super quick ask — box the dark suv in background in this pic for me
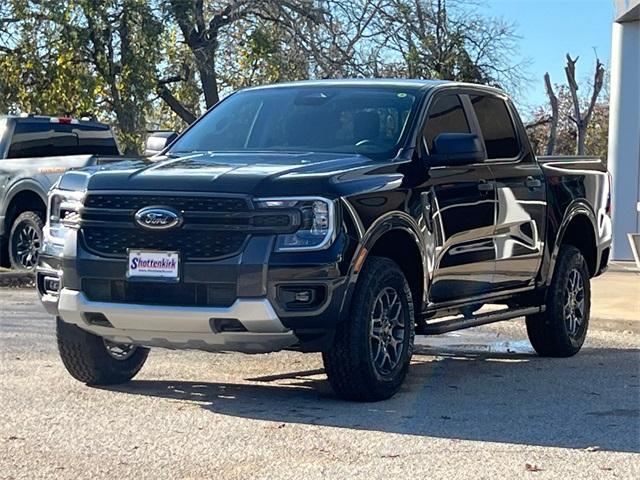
[0,115,119,270]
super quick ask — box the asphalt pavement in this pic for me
[1,286,639,480]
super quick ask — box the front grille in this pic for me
[82,228,247,259]
[83,279,237,307]
[79,192,299,261]
[84,194,250,212]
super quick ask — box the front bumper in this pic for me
[50,288,297,353]
[37,227,354,352]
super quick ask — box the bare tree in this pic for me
[371,0,526,90]
[565,54,605,155]
[292,0,392,77]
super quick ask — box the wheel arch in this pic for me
[3,181,48,235]
[548,201,598,282]
[342,212,428,318]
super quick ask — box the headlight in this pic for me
[254,197,336,252]
[44,189,84,245]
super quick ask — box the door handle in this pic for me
[525,176,542,189]
[477,180,495,192]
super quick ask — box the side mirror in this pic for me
[428,133,486,167]
[144,131,178,156]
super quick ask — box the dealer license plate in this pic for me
[127,250,179,280]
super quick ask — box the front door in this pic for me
[417,93,497,303]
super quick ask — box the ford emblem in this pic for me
[134,206,183,230]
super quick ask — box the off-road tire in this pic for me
[323,256,415,401]
[57,317,149,385]
[526,245,591,357]
[8,211,44,271]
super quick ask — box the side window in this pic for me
[470,95,520,159]
[423,94,470,152]
[76,127,119,155]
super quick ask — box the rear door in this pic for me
[419,93,497,303]
[468,93,546,289]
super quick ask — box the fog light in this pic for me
[277,285,326,311]
[294,290,312,303]
[43,276,60,295]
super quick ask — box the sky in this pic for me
[480,0,616,116]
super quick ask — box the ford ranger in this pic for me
[37,80,612,401]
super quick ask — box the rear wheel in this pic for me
[57,317,149,385]
[323,256,415,401]
[8,211,43,271]
[526,245,590,357]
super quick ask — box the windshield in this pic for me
[169,85,420,160]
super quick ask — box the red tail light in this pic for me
[50,117,78,124]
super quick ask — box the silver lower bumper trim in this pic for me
[56,289,297,353]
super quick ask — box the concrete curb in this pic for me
[0,271,35,288]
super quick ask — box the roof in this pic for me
[243,78,452,91]
[241,78,508,96]
[615,0,640,22]
[0,114,108,127]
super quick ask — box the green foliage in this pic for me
[219,20,310,92]
[0,1,100,117]
[72,0,163,153]
[2,0,528,151]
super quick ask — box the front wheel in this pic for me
[323,256,415,401]
[526,245,591,357]
[57,317,149,385]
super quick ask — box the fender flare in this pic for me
[338,210,428,318]
[545,199,598,284]
[1,179,48,230]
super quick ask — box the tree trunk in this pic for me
[116,7,144,154]
[544,72,558,156]
[191,40,220,108]
[156,83,197,124]
[199,65,220,108]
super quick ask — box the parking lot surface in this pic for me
[1,287,639,480]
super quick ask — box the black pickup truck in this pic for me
[0,115,119,270]
[37,80,612,401]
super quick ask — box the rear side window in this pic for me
[470,95,520,159]
[423,94,470,152]
[75,126,119,155]
[7,122,118,158]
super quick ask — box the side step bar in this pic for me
[420,306,545,335]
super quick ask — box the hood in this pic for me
[59,151,379,195]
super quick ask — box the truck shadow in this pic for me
[104,345,640,453]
